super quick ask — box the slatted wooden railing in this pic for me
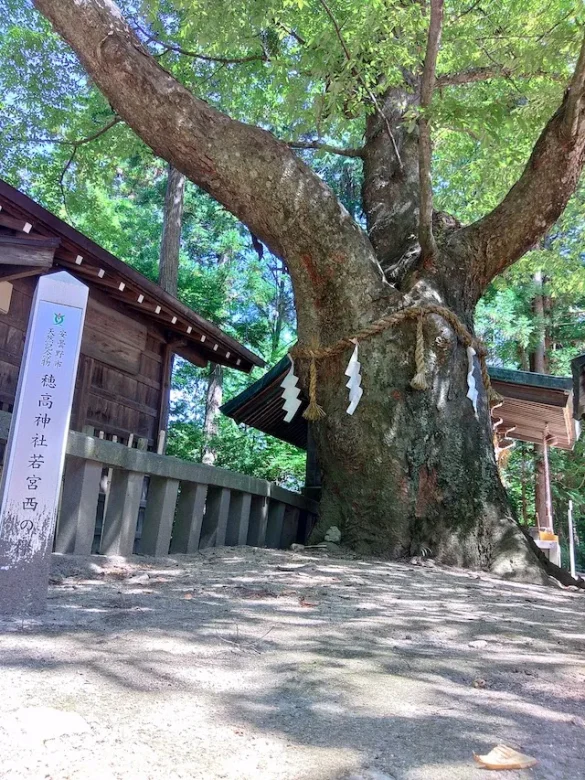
[0,411,318,557]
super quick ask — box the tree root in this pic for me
[522,529,585,590]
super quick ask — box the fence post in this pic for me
[200,487,231,548]
[247,495,269,547]
[226,492,252,546]
[140,476,179,557]
[265,501,286,548]
[170,482,208,553]
[55,456,102,554]
[99,470,144,556]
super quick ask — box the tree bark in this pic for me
[201,364,223,466]
[156,164,185,453]
[158,164,185,297]
[307,253,545,582]
[33,0,585,583]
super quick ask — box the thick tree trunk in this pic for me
[308,255,546,583]
[201,364,223,466]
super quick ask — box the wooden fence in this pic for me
[0,411,318,557]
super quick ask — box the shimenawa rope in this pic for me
[289,303,501,421]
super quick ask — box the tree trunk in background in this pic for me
[201,251,229,465]
[517,345,530,371]
[159,164,186,296]
[202,364,223,465]
[530,271,548,529]
[158,165,186,452]
[271,274,287,363]
[544,288,553,368]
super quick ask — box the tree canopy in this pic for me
[1,1,582,217]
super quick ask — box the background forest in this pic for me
[1,0,585,567]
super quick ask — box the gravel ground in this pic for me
[0,546,584,780]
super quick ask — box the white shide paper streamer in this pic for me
[280,357,302,423]
[466,346,479,419]
[345,343,363,415]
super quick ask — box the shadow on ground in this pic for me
[0,548,584,780]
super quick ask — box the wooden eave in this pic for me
[222,360,578,451]
[0,179,264,373]
[221,356,308,448]
[489,367,575,450]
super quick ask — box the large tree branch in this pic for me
[418,0,444,260]
[454,30,585,293]
[33,0,386,337]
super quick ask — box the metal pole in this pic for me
[568,499,576,580]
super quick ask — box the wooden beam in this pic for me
[172,341,208,368]
[157,342,173,454]
[0,213,34,233]
[0,235,58,267]
[0,264,50,282]
[491,380,569,408]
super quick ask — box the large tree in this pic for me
[31,0,585,580]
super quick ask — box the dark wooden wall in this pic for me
[0,278,167,448]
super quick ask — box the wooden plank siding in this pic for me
[79,292,164,447]
[0,278,166,449]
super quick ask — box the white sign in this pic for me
[0,272,88,613]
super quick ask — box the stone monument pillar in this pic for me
[0,271,88,614]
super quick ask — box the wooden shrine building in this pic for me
[0,179,264,452]
[222,357,580,563]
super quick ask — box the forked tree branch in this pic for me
[58,116,121,204]
[455,30,585,294]
[135,22,268,65]
[8,116,122,148]
[274,22,306,46]
[418,0,444,260]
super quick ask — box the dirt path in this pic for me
[0,547,584,780]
